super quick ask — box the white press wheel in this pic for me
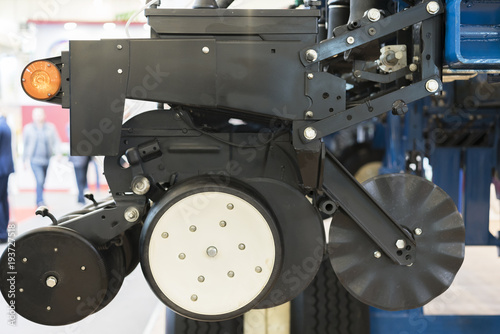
[140,179,282,321]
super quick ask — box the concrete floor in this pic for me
[1,187,499,333]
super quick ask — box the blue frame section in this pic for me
[445,0,500,68]
[371,308,500,334]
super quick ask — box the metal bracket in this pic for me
[299,0,444,66]
[297,76,442,144]
[324,152,416,266]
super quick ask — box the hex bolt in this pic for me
[373,251,382,259]
[117,44,123,50]
[124,207,140,223]
[227,271,235,278]
[307,73,314,80]
[346,36,355,45]
[117,69,123,74]
[191,294,198,301]
[354,70,362,78]
[304,127,317,140]
[367,8,381,22]
[46,276,58,288]
[238,243,246,250]
[227,203,234,210]
[255,266,262,273]
[414,228,423,236]
[161,232,169,239]
[305,111,314,118]
[206,246,218,257]
[189,225,197,232]
[395,239,406,249]
[219,220,227,227]
[198,276,205,283]
[202,46,210,54]
[409,63,418,72]
[179,253,186,260]
[425,79,440,93]
[305,49,318,62]
[392,100,408,116]
[131,176,150,195]
[426,1,440,14]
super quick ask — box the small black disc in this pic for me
[328,174,465,311]
[0,227,108,325]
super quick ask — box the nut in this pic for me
[124,207,140,222]
[131,176,150,195]
[373,251,382,259]
[414,228,423,236]
[346,36,355,45]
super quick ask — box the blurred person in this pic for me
[69,156,91,205]
[23,108,60,207]
[0,111,14,244]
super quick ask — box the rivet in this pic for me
[81,266,86,271]
[47,306,51,311]
[206,246,218,257]
[227,271,235,278]
[227,203,234,210]
[374,251,382,259]
[189,225,197,232]
[22,258,27,263]
[179,253,186,260]
[304,127,317,140]
[19,288,24,293]
[117,69,123,74]
[198,276,205,283]
[202,46,210,54]
[414,228,423,236]
[191,294,198,301]
[219,221,227,227]
[238,243,246,250]
[255,266,262,273]
[117,44,123,50]
[346,36,355,45]
[305,49,318,62]
[54,248,58,252]
[161,232,169,238]
[77,296,81,301]
[307,73,314,80]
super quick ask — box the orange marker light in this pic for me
[21,60,61,100]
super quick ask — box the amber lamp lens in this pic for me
[21,60,61,100]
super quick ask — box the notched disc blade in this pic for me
[328,174,465,311]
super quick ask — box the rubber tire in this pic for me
[166,310,243,334]
[290,259,370,334]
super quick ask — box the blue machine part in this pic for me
[445,0,500,68]
[370,307,500,334]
